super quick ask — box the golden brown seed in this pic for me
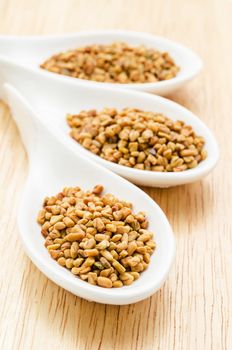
[83,249,99,257]
[100,257,111,269]
[93,217,105,232]
[57,257,66,266]
[88,272,97,285]
[95,234,109,241]
[82,238,96,249]
[70,242,79,258]
[49,250,60,259]
[113,280,123,288]
[63,217,75,227]
[137,231,152,242]
[130,272,140,280]
[127,241,137,255]
[97,240,110,250]
[112,260,126,274]
[97,276,112,288]
[37,209,46,224]
[100,268,113,277]
[111,234,123,242]
[73,258,84,267]
[64,249,71,258]
[82,257,95,267]
[101,250,114,261]
[71,267,80,275]
[54,222,66,230]
[65,258,74,269]
[47,243,60,250]
[65,232,85,242]
[105,223,117,233]
[50,215,64,225]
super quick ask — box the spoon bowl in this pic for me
[0,30,203,95]
[0,57,219,187]
[4,82,175,305]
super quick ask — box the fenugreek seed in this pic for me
[100,268,113,277]
[127,256,141,267]
[112,260,126,274]
[58,257,66,266]
[84,249,99,257]
[95,234,109,241]
[131,263,144,272]
[63,216,75,227]
[180,149,198,157]
[64,249,71,258]
[129,272,140,280]
[73,258,84,267]
[49,250,60,259]
[97,240,110,250]
[97,276,112,288]
[113,280,123,288]
[47,243,60,250]
[110,273,118,282]
[79,266,91,274]
[82,238,96,249]
[71,267,80,275]
[137,231,152,242]
[128,231,138,241]
[94,262,104,270]
[101,250,114,261]
[65,258,74,269]
[188,160,198,168]
[127,241,137,255]
[70,242,79,259]
[119,250,128,259]
[37,209,46,224]
[136,246,147,254]
[61,242,71,250]
[116,241,128,252]
[144,253,151,263]
[105,224,117,233]
[109,241,117,250]
[120,272,133,281]
[65,232,85,242]
[82,257,95,267]
[50,215,64,225]
[88,272,97,285]
[146,240,156,249]
[110,250,119,260]
[54,222,66,230]
[93,217,105,232]
[80,274,88,281]
[111,234,122,242]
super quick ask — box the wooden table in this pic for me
[0,0,231,349]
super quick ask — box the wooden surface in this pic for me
[0,0,231,349]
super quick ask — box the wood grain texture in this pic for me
[0,0,231,349]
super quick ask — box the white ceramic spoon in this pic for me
[0,57,219,187]
[4,82,175,305]
[0,30,202,95]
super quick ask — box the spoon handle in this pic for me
[4,83,38,162]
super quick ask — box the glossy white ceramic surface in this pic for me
[0,30,203,95]
[4,83,175,305]
[0,57,219,187]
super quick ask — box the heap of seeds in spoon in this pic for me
[37,185,156,288]
[67,108,207,172]
[40,42,179,83]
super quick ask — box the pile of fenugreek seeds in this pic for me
[67,108,207,172]
[37,185,155,288]
[40,42,179,83]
